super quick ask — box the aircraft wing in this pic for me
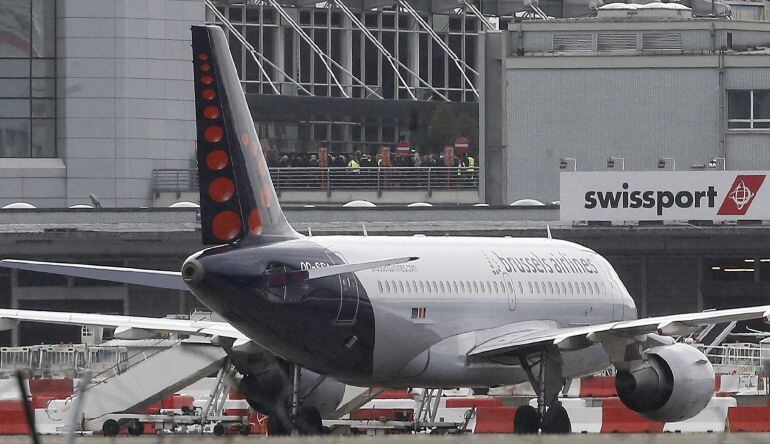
[0,309,249,341]
[469,305,770,359]
[0,260,187,290]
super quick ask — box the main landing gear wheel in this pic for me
[212,422,225,436]
[517,348,572,434]
[294,406,323,435]
[541,403,571,434]
[513,405,540,434]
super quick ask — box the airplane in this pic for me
[1,24,770,435]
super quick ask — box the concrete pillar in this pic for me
[341,15,353,98]
[479,31,505,205]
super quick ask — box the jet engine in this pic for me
[237,362,346,419]
[615,343,714,422]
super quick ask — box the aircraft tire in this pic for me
[295,406,323,435]
[267,413,292,436]
[513,405,540,434]
[212,422,225,436]
[540,403,571,434]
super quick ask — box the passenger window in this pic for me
[426,281,432,294]
[540,282,547,293]
[398,281,404,293]
[406,281,411,294]
[419,281,425,292]
[580,282,586,293]
[528,282,534,293]
[493,281,499,292]
[518,282,523,293]
[568,282,573,293]
[600,282,606,294]
[485,281,492,293]
[391,281,397,293]
[439,281,445,293]
[547,282,554,293]
[432,281,438,293]
[473,281,479,293]
[384,281,391,293]
[411,281,417,292]
[453,281,458,292]
[594,282,600,294]
[555,282,560,295]
[560,282,566,294]
[377,281,383,292]
[588,283,594,295]
[459,281,465,292]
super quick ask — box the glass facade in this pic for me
[0,0,56,158]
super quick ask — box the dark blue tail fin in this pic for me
[191,25,298,245]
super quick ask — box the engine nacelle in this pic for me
[238,363,345,419]
[615,343,714,422]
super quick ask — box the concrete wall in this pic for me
[504,67,720,204]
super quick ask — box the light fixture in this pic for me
[559,157,576,171]
[607,157,625,170]
[709,156,726,170]
[711,266,721,270]
[657,158,676,170]
[724,268,755,272]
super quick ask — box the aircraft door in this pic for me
[503,274,516,311]
[327,252,359,325]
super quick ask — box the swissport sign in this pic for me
[560,171,770,222]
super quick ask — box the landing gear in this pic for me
[263,363,325,436]
[513,405,540,434]
[516,348,572,434]
[541,402,571,434]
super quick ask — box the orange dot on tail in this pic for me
[200,63,211,72]
[241,133,250,145]
[209,177,235,202]
[206,150,229,171]
[203,106,220,120]
[248,209,263,235]
[201,89,216,100]
[204,126,223,143]
[261,187,272,208]
[198,53,209,61]
[201,75,214,85]
[249,140,261,157]
[212,211,241,241]
[257,157,267,177]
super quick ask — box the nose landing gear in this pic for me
[516,348,572,434]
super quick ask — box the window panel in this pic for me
[31,59,53,78]
[754,90,770,120]
[31,78,53,97]
[0,79,30,98]
[0,99,30,118]
[728,90,751,120]
[0,0,32,58]
[32,0,55,58]
[31,98,54,118]
[0,119,30,157]
[0,60,30,79]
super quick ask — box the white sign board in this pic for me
[560,171,770,222]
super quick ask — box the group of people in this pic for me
[267,151,476,170]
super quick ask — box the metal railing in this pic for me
[152,169,199,194]
[152,167,479,196]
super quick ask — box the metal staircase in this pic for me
[50,338,227,431]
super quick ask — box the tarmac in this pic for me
[3,435,770,444]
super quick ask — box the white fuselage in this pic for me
[306,235,637,387]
